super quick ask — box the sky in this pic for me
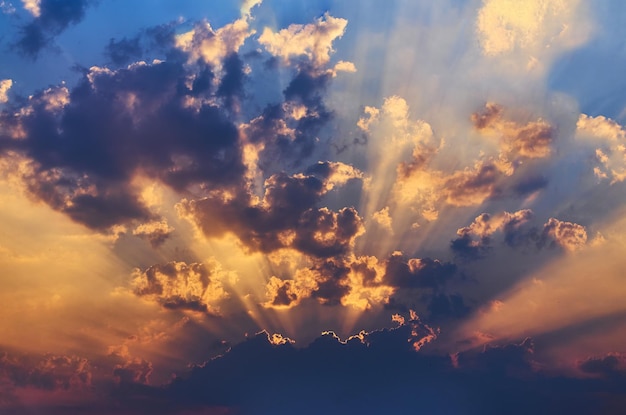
[1,0,626,413]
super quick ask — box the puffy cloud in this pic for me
[0,79,12,104]
[451,209,533,258]
[0,57,246,232]
[383,251,456,289]
[175,18,253,69]
[178,164,364,258]
[132,260,232,315]
[540,217,587,252]
[577,114,626,142]
[264,260,351,308]
[305,160,363,191]
[442,160,510,206]
[471,102,553,159]
[259,13,348,69]
[576,114,626,183]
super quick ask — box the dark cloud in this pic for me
[216,53,246,109]
[450,229,490,259]
[451,210,534,259]
[579,354,626,378]
[0,351,92,393]
[14,0,94,57]
[383,251,456,289]
[113,359,153,385]
[3,324,626,414]
[0,57,245,231]
[105,36,143,66]
[427,293,470,320]
[456,338,536,377]
[179,163,363,258]
[248,70,333,171]
[93,320,625,415]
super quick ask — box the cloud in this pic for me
[0,351,92,394]
[365,98,550,228]
[175,17,253,69]
[262,251,445,311]
[132,260,232,315]
[476,0,588,59]
[451,209,533,258]
[539,217,587,252]
[113,358,153,385]
[471,102,554,159]
[371,206,393,233]
[105,36,143,66]
[576,114,626,183]
[0,57,245,232]
[15,0,94,57]
[441,160,510,206]
[132,219,174,248]
[258,13,349,70]
[86,319,624,415]
[0,80,12,104]
[264,259,352,308]
[579,353,626,377]
[178,163,363,258]
[383,251,456,289]
[240,0,262,18]
[21,0,40,17]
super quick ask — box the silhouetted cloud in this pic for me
[105,36,143,66]
[384,251,456,289]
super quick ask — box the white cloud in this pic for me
[0,79,13,104]
[576,114,626,183]
[258,13,348,68]
[176,18,254,68]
